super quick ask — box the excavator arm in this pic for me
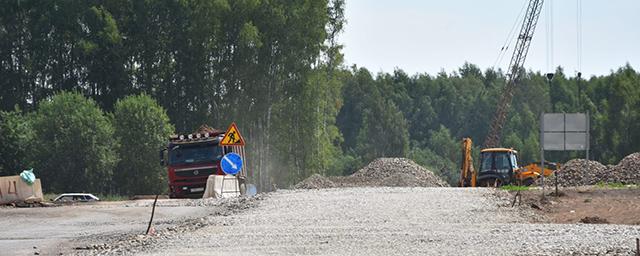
[459,138,476,187]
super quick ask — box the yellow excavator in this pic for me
[459,0,552,187]
[458,138,559,187]
[517,161,560,185]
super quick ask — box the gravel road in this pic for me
[130,187,640,256]
[0,199,229,255]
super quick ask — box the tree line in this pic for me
[1,0,346,192]
[1,0,639,192]
[337,64,640,184]
[0,92,172,194]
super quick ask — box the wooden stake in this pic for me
[146,194,159,235]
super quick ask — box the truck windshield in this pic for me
[480,152,512,172]
[495,153,510,170]
[481,152,493,171]
[169,144,222,165]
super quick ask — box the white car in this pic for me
[53,193,100,202]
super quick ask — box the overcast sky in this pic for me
[339,0,640,78]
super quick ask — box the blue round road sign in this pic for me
[221,152,243,175]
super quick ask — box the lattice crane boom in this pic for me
[483,0,545,148]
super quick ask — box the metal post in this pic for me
[555,167,558,196]
[540,112,545,199]
[577,72,582,110]
[542,73,553,199]
[146,194,159,235]
[586,111,590,168]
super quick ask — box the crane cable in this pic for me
[576,0,583,109]
[576,0,583,72]
[492,1,529,70]
[546,0,554,73]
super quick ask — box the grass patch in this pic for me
[595,182,634,189]
[501,185,530,191]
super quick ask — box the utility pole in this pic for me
[541,72,554,199]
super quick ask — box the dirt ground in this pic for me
[516,186,640,225]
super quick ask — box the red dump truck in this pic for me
[160,126,229,198]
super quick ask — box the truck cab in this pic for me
[161,130,229,198]
[476,148,519,187]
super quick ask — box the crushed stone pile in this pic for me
[613,152,640,184]
[553,159,611,187]
[293,174,336,189]
[552,152,640,186]
[294,158,449,189]
[351,158,449,187]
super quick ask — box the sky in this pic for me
[339,0,640,78]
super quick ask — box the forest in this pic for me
[1,0,639,193]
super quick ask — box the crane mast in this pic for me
[483,0,545,148]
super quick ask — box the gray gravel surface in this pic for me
[0,198,244,255]
[114,187,640,256]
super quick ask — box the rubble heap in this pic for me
[553,152,640,186]
[295,158,449,189]
[611,152,640,184]
[553,159,610,186]
[350,158,449,187]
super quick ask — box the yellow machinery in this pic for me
[459,0,548,187]
[458,138,476,187]
[516,162,559,186]
[459,138,559,187]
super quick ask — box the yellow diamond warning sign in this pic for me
[220,122,245,146]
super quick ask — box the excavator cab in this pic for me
[476,148,519,187]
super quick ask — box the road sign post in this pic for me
[220,152,244,197]
[220,122,245,146]
[541,112,590,197]
[219,122,251,192]
[221,152,243,175]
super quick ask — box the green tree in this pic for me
[113,94,174,195]
[427,125,458,164]
[0,108,33,176]
[30,92,118,193]
[408,147,455,185]
[338,67,410,168]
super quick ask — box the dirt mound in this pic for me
[294,158,449,189]
[294,174,336,189]
[553,152,640,186]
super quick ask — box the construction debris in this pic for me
[552,159,610,187]
[613,152,640,184]
[551,152,640,187]
[295,158,449,189]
